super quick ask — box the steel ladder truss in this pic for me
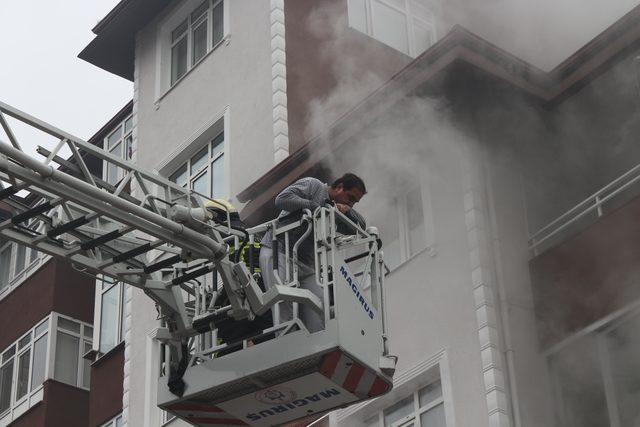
[0,101,325,394]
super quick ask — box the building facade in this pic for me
[56,0,640,426]
[0,102,135,426]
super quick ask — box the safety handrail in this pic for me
[189,205,384,359]
[529,161,640,254]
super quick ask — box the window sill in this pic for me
[0,384,44,424]
[3,399,43,424]
[47,378,91,393]
[155,34,230,106]
[91,341,125,368]
[381,245,437,281]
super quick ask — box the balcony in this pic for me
[529,162,640,348]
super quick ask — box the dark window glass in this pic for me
[16,349,30,400]
[171,37,188,84]
[213,0,224,46]
[30,334,47,390]
[0,360,14,413]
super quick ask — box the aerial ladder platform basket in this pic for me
[0,101,396,426]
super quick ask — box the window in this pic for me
[13,245,25,277]
[101,413,123,427]
[104,115,133,186]
[53,316,93,389]
[169,131,225,199]
[97,277,127,355]
[30,325,48,390]
[170,0,225,86]
[0,314,91,423]
[15,348,30,401]
[28,247,38,264]
[0,351,13,414]
[0,241,40,295]
[0,243,10,292]
[0,318,49,419]
[347,0,436,57]
[375,184,430,271]
[364,380,446,426]
[549,311,640,427]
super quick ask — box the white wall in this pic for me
[336,133,493,426]
[135,0,274,204]
[484,156,555,426]
[127,1,274,424]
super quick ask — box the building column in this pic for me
[462,147,512,427]
[271,0,289,163]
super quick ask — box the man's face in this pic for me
[331,184,364,207]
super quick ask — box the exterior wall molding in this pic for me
[155,106,228,173]
[270,0,289,163]
[121,283,133,426]
[143,327,167,427]
[121,36,142,427]
[461,149,512,427]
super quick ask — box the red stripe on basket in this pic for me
[319,350,342,378]
[167,402,224,413]
[342,363,365,393]
[368,377,390,397]
[186,417,247,425]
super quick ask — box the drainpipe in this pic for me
[484,159,523,427]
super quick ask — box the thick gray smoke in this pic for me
[445,0,640,70]
[304,1,390,142]
[303,1,472,198]
[301,1,640,426]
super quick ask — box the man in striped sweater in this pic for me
[259,173,367,333]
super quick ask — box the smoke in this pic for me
[444,0,640,71]
[303,1,472,196]
[303,1,395,142]
[299,1,640,426]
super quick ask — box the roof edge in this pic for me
[92,0,133,34]
[237,10,640,208]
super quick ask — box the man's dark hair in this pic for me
[331,173,367,194]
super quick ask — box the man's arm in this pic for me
[344,207,366,229]
[275,177,324,212]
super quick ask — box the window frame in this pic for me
[546,304,640,427]
[93,277,127,358]
[0,240,44,299]
[362,380,445,427]
[0,242,12,292]
[375,176,435,274]
[167,0,226,88]
[347,0,437,58]
[338,351,453,427]
[0,346,16,416]
[51,313,93,390]
[14,344,31,403]
[168,130,226,200]
[101,412,123,427]
[0,315,53,423]
[103,114,134,186]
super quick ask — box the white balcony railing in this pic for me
[529,162,640,255]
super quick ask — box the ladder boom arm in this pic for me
[0,100,326,345]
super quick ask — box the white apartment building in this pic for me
[77,1,640,426]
